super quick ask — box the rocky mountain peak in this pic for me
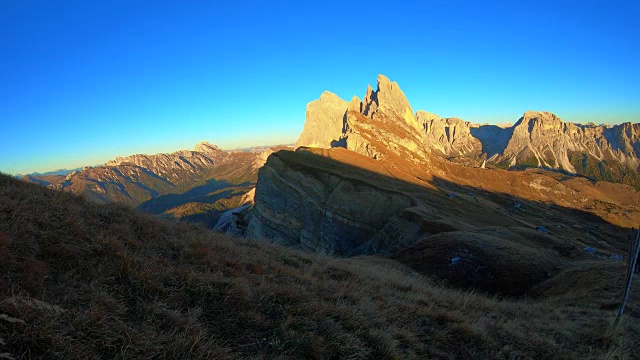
[319,91,342,102]
[194,141,222,154]
[294,91,348,149]
[363,84,378,116]
[348,95,362,113]
[362,74,420,131]
[517,111,564,131]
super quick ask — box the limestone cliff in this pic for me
[294,75,640,186]
[362,75,422,133]
[246,149,416,255]
[497,111,640,172]
[296,74,431,163]
[295,92,351,149]
[419,111,482,157]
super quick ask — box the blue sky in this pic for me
[2,0,639,174]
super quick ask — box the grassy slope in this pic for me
[0,173,638,359]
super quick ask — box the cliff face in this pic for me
[295,75,640,186]
[495,111,640,172]
[295,75,431,163]
[419,112,483,157]
[294,92,350,149]
[247,149,415,256]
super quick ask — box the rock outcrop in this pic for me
[246,145,640,258]
[362,75,422,133]
[247,148,419,255]
[296,74,431,163]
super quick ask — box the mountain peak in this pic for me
[194,141,221,154]
[319,91,342,101]
[517,111,565,132]
[377,73,392,88]
[364,74,419,131]
[296,74,431,160]
[522,110,561,120]
[294,91,348,149]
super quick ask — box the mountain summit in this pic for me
[296,75,640,188]
[296,74,431,162]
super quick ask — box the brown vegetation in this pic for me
[0,173,638,359]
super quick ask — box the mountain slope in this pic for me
[0,172,638,358]
[22,142,288,227]
[246,74,640,299]
[296,75,640,188]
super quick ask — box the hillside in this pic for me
[244,147,639,296]
[1,174,639,358]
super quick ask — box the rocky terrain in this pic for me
[296,74,640,188]
[241,74,640,297]
[23,142,289,227]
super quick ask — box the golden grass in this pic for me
[0,173,637,359]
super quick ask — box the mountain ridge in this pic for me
[23,141,292,226]
[243,74,640,264]
[296,74,640,188]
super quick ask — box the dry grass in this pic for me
[0,173,637,359]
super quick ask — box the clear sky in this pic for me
[2,0,639,174]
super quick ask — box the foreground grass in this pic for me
[0,173,637,359]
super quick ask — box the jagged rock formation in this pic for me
[419,112,482,157]
[296,75,432,163]
[495,111,640,171]
[24,142,291,227]
[295,74,640,188]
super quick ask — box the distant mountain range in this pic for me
[14,168,85,178]
[23,142,291,227]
